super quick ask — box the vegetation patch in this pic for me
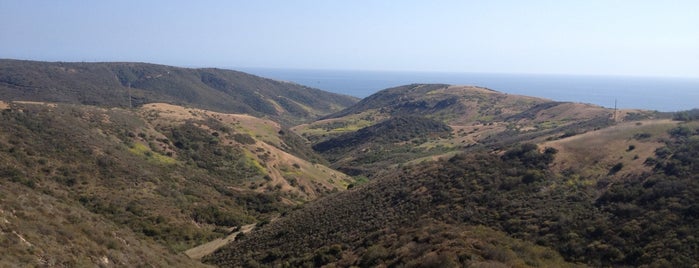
[128,142,177,165]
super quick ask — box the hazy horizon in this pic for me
[1,1,698,78]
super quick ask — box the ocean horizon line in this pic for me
[236,68,699,113]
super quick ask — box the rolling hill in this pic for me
[294,84,661,178]
[0,59,358,125]
[206,119,699,267]
[203,82,697,267]
[1,60,696,267]
[0,100,351,266]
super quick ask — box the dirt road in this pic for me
[184,223,256,261]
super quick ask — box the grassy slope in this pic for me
[542,119,679,179]
[0,59,358,126]
[0,101,351,266]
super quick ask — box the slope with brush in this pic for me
[0,59,358,125]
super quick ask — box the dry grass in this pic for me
[142,103,283,145]
[542,119,678,178]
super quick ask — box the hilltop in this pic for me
[294,84,661,177]
[0,59,358,125]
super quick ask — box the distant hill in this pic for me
[0,59,358,125]
[295,84,660,177]
[321,83,453,119]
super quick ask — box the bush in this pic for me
[360,245,389,267]
[502,143,557,169]
[609,163,624,174]
[633,133,652,140]
[233,133,256,145]
[669,126,693,138]
[522,169,545,184]
[191,205,244,226]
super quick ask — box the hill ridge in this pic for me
[0,59,358,125]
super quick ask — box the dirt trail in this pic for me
[184,223,256,261]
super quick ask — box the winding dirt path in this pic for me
[184,223,256,261]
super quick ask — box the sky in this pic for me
[1,1,698,77]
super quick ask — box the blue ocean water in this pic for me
[240,68,699,112]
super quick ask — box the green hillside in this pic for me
[0,59,358,125]
[0,100,351,266]
[1,61,695,267]
[206,122,699,266]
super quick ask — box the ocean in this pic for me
[239,68,699,112]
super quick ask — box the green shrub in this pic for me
[609,163,624,174]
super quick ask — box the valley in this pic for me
[1,60,697,267]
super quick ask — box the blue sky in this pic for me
[1,1,698,77]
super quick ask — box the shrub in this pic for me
[360,245,389,267]
[233,133,256,144]
[633,133,652,140]
[609,163,624,175]
[191,205,244,226]
[669,126,693,138]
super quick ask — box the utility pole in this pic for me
[613,99,618,121]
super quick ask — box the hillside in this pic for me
[0,100,351,266]
[0,181,205,267]
[0,59,358,125]
[1,67,693,267]
[294,84,661,177]
[206,120,699,266]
